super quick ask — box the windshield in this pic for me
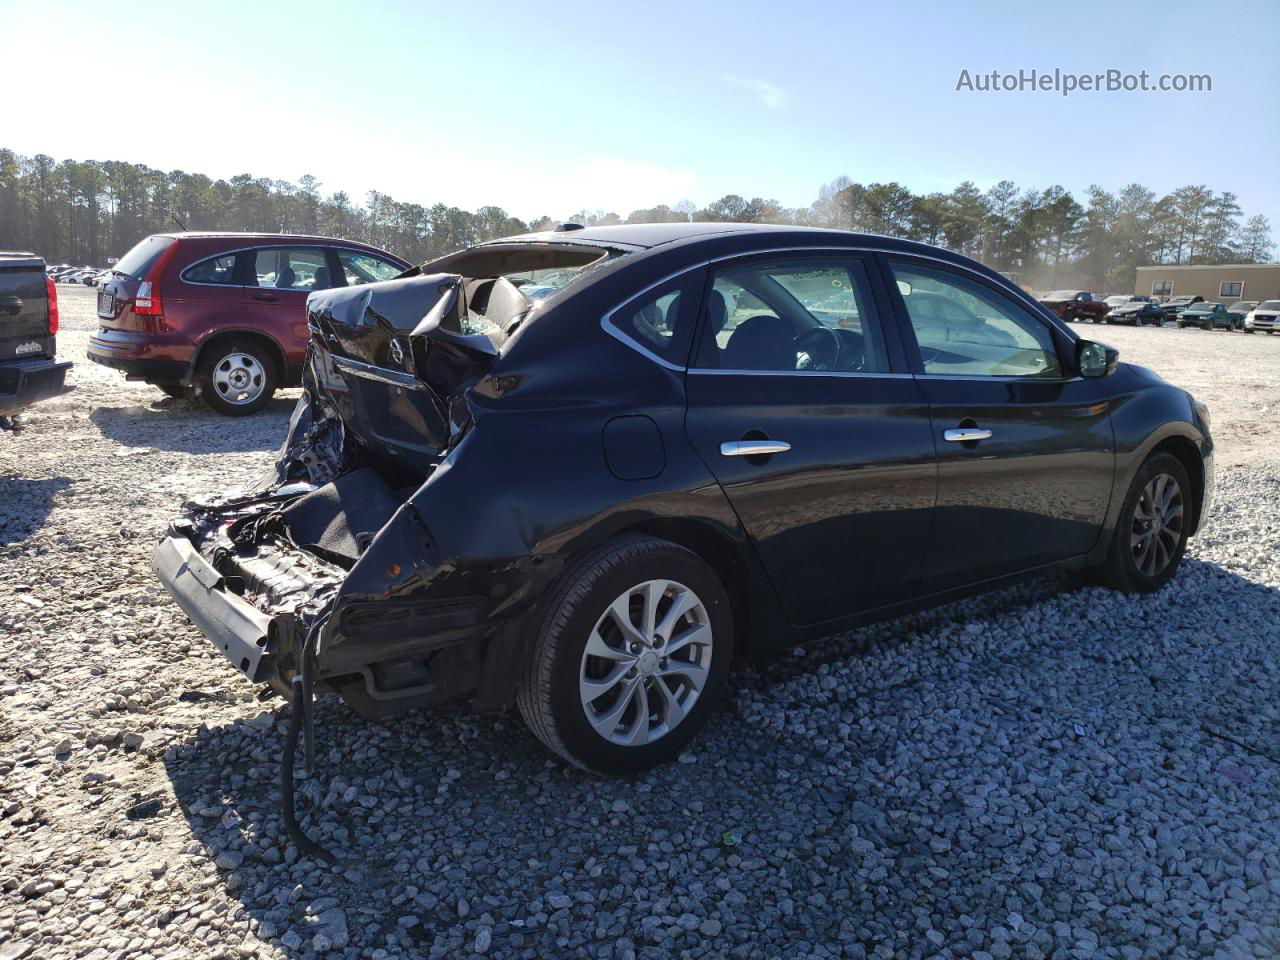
[1190,303,1219,310]
[1259,301,1280,310]
[1105,296,1129,306]
[1228,302,1256,312]
[1044,291,1080,300]
[113,235,177,279]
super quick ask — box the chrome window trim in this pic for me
[598,244,1072,373]
[176,242,337,290]
[688,368,912,380]
[915,373,1084,384]
[175,243,409,290]
[331,355,426,391]
[600,261,710,372]
[178,252,242,288]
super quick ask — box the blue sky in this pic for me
[5,0,1278,222]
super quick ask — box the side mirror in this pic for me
[1077,340,1118,378]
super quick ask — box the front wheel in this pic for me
[517,535,733,774]
[1091,452,1192,593]
[196,339,278,416]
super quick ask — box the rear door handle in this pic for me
[721,440,792,457]
[253,292,278,302]
[943,427,992,442]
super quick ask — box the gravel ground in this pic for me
[1,286,1278,960]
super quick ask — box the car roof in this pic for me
[489,222,1004,264]
[154,231,381,245]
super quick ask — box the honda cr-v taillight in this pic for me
[133,241,179,320]
[45,275,59,335]
[134,280,162,315]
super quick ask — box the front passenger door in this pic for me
[885,259,1115,591]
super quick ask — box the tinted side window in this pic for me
[607,274,699,366]
[890,262,1061,378]
[251,248,334,291]
[181,253,237,285]
[339,251,404,285]
[694,258,888,373]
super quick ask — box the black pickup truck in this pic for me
[0,252,72,424]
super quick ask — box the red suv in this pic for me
[88,233,409,415]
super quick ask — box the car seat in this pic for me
[722,314,795,370]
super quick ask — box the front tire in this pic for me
[196,339,277,416]
[517,535,733,774]
[1092,453,1192,593]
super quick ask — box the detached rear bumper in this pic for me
[153,534,277,682]
[0,357,73,416]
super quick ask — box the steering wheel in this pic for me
[794,325,842,371]
[833,328,868,372]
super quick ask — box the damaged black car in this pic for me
[156,222,1213,782]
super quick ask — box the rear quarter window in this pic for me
[181,253,238,285]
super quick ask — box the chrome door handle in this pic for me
[720,440,792,457]
[943,427,992,442]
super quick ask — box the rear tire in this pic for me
[196,338,277,416]
[1091,452,1192,594]
[517,535,733,775]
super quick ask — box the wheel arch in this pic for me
[1149,434,1206,535]
[615,516,761,661]
[191,327,288,385]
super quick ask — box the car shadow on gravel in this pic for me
[0,473,72,545]
[158,558,1280,957]
[89,398,298,454]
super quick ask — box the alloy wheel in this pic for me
[578,579,713,746]
[1130,473,1184,577]
[211,352,266,406]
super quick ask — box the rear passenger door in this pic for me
[244,246,339,372]
[682,253,937,626]
[169,250,250,344]
[883,258,1115,591]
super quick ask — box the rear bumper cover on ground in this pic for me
[153,534,276,682]
[0,357,73,416]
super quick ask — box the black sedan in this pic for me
[155,223,1214,795]
[1106,301,1167,326]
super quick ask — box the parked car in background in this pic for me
[154,222,1214,790]
[1177,302,1236,331]
[1106,301,1166,326]
[1038,290,1109,322]
[0,252,73,422]
[1244,300,1280,334]
[88,233,410,414]
[1103,294,1154,310]
[1226,301,1258,327]
[1161,295,1204,320]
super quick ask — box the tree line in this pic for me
[1,148,1272,292]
